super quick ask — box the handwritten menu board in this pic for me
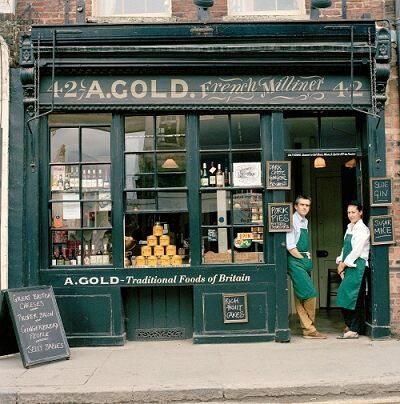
[5,286,70,368]
[370,177,392,206]
[266,161,291,189]
[223,293,248,323]
[370,215,395,245]
[268,203,293,232]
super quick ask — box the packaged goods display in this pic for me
[125,222,188,268]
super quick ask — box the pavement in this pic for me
[1,333,400,404]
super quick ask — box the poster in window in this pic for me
[232,162,262,187]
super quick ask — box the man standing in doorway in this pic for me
[286,196,327,339]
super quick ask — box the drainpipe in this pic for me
[396,0,400,86]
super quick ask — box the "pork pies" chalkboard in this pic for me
[268,203,293,232]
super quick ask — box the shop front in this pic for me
[12,20,391,345]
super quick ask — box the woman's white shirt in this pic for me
[336,219,370,267]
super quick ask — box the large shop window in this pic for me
[93,0,171,17]
[49,114,112,267]
[228,0,305,16]
[200,114,264,265]
[124,115,188,268]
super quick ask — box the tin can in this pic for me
[153,222,163,237]
[147,255,158,267]
[166,245,176,256]
[154,245,164,257]
[160,255,170,267]
[135,256,146,267]
[160,234,170,246]
[147,235,157,247]
[141,245,152,257]
[171,255,182,266]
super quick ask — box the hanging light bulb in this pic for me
[314,157,326,169]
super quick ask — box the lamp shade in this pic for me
[311,0,332,8]
[314,157,326,169]
[162,158,179,169]
[193,0,214,8]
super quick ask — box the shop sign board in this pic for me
[370,177,392,207]
[268,203,293,232]
[4,286,70,368]
[222,293,248,323]
[40,75,371,106]
[370,215,395,245]
[266,161,291,189]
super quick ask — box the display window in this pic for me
[48,114,112,267]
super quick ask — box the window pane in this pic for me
[125,154,155,189]
[82,202,112,228]
[321,117,357,149]
[82,127,110,162]
[51,230,81,266]
[156,115,186,151]
[51,201,80,229]
[51,165,79,193]
[202,191,231,226]
[202,227,232,264]
[229,0,301,13]
[158,191,187,211]
[231,114,260,149]
[233,227,263,263]
[125,116,154,153]
[95,0,170,16]
[125,212,189,268]
[50,128,79,163]
[126,191,156,212]
[199,115,229,150]
[81,229,112,266]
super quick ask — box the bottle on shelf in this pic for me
[102,244,110,265]
[200,162,209,187]
[52,249,57,266]
[64,248,71,265]
[76,245,82,266]
[97,168,104,188]
[209,161,216,187]
[91,168,97,189]
[216,163,224,187]
[103,168,110,189]
[57,175,64,191]
[56,247,65,266]
[96,247,103,265]
[90,244,97,265]
[70,248,77,266]
[64,174,71,191]
[82,169,88,191]
[224,167,230,186]
[83,244,91,265]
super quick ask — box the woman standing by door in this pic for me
[336,201,370,339]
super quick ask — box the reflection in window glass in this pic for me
[94,0,171,16]
[156,115,186,151]
[228,0,303,14]
[50,128,79,163]
[82,127,110,162]
[125,116,154,153]
[231,114,260,149]
[199,115,229,150]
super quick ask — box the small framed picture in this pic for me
[232,162,262,187]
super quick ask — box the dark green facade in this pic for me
[7,20,391,346]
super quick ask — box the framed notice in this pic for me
[232,162,262,187]
[370,177,392,207]
[268,203,293,232]
[266,161,291,189]
[370,215,395,245]
[223,293,248,324]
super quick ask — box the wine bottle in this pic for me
[96,247,103,265]
[216,163,224,187]
[209,161,216,187]
[57,175,64,191]
[97,168,104,188]
[90,244,97,265]
[83,245,91,265]
[70,248,77,266]
[64,174,71,191]
[64,248,71,265]
[224,167,230,186]
[200,163,209,187]
[52,249,57,266]
[76,245,82,266]
[102,244,110,264]
[56,247,65,266]
[103,168,110,189]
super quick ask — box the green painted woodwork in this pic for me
[365,113,391,339]
[193,283,275,344]
[124,287,193,340]
[54,287,124,347]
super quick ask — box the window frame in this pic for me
[92,0,172,18]
[227,0,306,17]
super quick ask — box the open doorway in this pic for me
[284,113,363,335]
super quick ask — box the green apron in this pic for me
[287,228,317,300]
[336,234,366,310]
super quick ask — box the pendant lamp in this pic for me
[314,156,326,169]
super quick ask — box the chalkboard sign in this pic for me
[370,215,395,245]
[370,177,392,206]
[223,293,248,323]
[266,161,291,189]
[5,286,70,368]
[268,203,293,232]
